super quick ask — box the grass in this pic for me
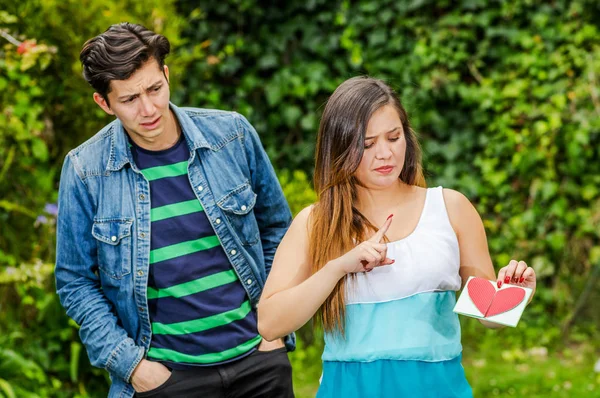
[466,345,599,397]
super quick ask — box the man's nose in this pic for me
[138,95,155,116]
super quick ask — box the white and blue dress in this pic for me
[317,187,473,398]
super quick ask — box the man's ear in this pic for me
[93,92,115,115]
[164,64,170,83]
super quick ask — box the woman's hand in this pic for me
[497,260,537,296]
[329,214,395,275]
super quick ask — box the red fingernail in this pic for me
[497,281,502,288]
[519,277,524,283]
[390,259,395,263]
[504,276,510,283]
[387,214,394,220]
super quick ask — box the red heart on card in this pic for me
[467,277,525,317]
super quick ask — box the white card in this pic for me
[453,276,532,327]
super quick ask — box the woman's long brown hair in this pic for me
[309,76,426,334]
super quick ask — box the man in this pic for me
[55,22,294,397]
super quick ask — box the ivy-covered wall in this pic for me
[0,0,598,396]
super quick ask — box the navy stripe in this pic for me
[149,175,197,208]
[148,246,231,289]
[150,211,217,250]
[149,313,258,356]
[132,136,189,167]
[148,282,249,324]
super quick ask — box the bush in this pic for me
[0,2,192,395]
[1,0,599,396]
[176,0,600,329]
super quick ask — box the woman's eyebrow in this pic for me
[365,126,401,140]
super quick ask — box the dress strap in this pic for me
[419,186,455,232]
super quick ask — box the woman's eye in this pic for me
[364,143,374,149]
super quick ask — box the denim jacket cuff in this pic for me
[105,337,145,383]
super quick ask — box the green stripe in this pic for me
[150,235,220,264]
[141,161,188,181]
[151,199,204,222]
[147,335,262,364]
[152,300,252,335]
[147,270,238,300]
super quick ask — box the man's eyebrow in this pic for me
[117,80,164,100]
[147,81,164,90]
[117,92,139,101]
[365,127,401,140]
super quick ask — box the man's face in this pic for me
[93,58,174,149]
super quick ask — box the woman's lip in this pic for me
[375,166,394,172]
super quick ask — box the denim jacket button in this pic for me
[110,236,117,242]
[246,279,252,285]
[137,270,144,276]
[241,205,247,211]
[230,249,237,255]
[140,232,146,238]
[216,218,221,224]
[139,194,145,200]
[197,186,203,192]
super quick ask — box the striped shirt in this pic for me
[130,136,260,368]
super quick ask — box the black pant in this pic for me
[136,348,294,398]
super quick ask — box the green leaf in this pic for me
[70,342,81,382]
[31,138,48,161]
[0,379,17,398]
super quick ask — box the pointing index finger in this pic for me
[370,214,393,243]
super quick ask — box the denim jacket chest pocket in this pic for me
[216,183,259,246]
[91,218,133,279]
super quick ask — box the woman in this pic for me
[257,76,536,397]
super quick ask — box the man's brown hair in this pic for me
[79,22,170,104]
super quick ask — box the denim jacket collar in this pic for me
[106,103,211,172]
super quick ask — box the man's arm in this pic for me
[55,155,144,382]
[237,114,292,275]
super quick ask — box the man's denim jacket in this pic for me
[55,104,293,397]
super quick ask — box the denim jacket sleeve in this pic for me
[238,115,292,275]
[55,154,144,383]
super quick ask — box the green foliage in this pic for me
[1,0,599,396]
[177,0,600,322]
[0,1,192,395]
[278,169,318,216]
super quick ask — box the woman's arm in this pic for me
[257,207,393,341]
[443,189,536,329]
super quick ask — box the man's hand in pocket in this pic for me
[131,359,172,392]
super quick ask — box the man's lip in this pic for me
[141,116,160,126]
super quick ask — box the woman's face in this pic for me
[354,104,407,189]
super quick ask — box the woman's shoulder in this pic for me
[288,204,315,234]
[440,188,471,209]
[295,204,315,221]
[440,188,480,233]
